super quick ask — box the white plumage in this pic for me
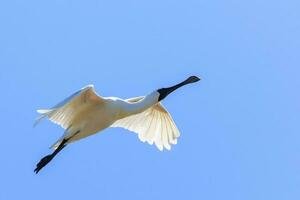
[34,76,200,173]
[111,96,180,151]
[35,85,179,151]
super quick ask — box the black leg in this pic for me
[34,139,68,174]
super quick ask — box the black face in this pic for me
[157,76,200,101]
[157,88,169,101]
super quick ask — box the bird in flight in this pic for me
[34,76,200,173]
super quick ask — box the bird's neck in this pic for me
[123,91,159,116]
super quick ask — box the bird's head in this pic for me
[157,75,201,101]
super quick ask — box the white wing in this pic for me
[34,85,103,129]
[111,97,180,151]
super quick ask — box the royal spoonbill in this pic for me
[34,76,200,173]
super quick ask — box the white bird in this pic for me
[34,76,200,173]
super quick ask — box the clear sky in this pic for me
[0,0,299,199]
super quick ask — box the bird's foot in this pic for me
[34,154,54,174]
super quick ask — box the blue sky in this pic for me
[0,0,299,199]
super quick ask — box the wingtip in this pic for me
[33,121,38,128]
[37,109,52,114]
[33,115,46,127]
[36,109,44,114]
[84,84,94,89]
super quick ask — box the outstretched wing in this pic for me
[111,96,180,151]
[34,85,103,129]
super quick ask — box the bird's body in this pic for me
[56,94,115,145]
[37,87,164,148]
[34,76,200,173]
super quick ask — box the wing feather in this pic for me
[34,85,103,129]
[111,96,180,151]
